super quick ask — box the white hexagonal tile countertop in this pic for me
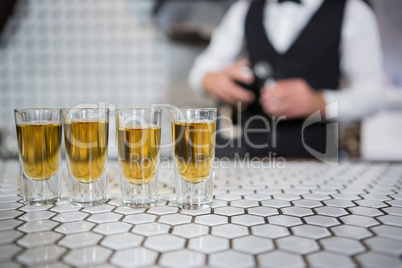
[0,160,402,267]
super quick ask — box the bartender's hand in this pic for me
[202,60,255,106]
[259,78,326,119]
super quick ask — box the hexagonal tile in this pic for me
[50,203,81,213]
[52,211,88,222]
[93,222,132,235]
[210,200,228,208]
[385,200,402,207]
[273,194,301,201]
[147,206,178,215]
[82,204,114,214]
[209,250,254,268]
[292,199,322,208]
[0,219,23,231]
[231,215,265,226]
[17,245,66,266]
[19,205,53,212]
[348,207,383,217]
[281,207,313,217]
[277,236,319,255]
[0,230,23,245]
[320,237,365,256]
[123,213,157,224]
[304,215,340,227]
[159,214,192,225]
[230,200,259,208]
[323,199,355,208]
[331,225,373,240]
[371,225,402,241]
[172,224,209,239]
[111,248,158,268]
[55,221,95,235]
[382,207,402,216]
[101,233,144,250]
[364,237,402,257]
[18,211,55,222]
[314,206,348,217]
[188,235,229,254]
[356,252,402,268]
[63,246,112,267]
[247,207,278,217]
[212,224,248,239]
[159,249,206,268]
[340,215,379,228]
[252,224,289,239]
[214,194,242,202]
[17,231,62,248]
[291,225,331,240]
[144,234,185,252]
[307,252,355,268]
[113,206,145,215]
[195,214,228,226]
[243,194,271,201]
[214,207,244,217]
[233,236,274,254]
[268,215,302,227]
[258,251,304,268]
[88,212,122,223]
[376,215,402,227]
[0,203,22,212]
[331,193,361,201]
[18,220,59,234]
[355,199,387,208]
[361,194,390,201]
[0,245,22,262]
[132,222,170,236]
[302,194,330,201]
[180,207,211,216]
[261,199,291,208]
[58,232,103,249]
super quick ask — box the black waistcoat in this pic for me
[241,0,346,158]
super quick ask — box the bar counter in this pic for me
[0,159,401,267]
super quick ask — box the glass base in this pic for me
[122,199,157,208]
[23,197,60,206]
[175,171,214,210]
[70,199,106,207]
[178,202,211,210]
[120,174,158,209]
[21,172,61,206]
[69,173,107,207]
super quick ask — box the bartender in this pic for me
[189,0,383,158]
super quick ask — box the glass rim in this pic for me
[14,108,62,113]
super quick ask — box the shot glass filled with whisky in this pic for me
[63,108,109,206]
[14,108,62,205]
[116,108,161,208]
[171,108,217,209]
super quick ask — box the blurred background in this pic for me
[0,0,401,160]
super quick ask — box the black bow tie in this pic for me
[278,0,301,4]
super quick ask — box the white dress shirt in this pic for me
[189,0,384,122]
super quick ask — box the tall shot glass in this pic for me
[116,108,162,208]
[171,108,217,209]
[14,109,62,205]
[63,108,109,206]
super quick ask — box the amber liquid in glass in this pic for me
[64,120,109,183]
[117,126,160,184]
[172,121,216,183]
[16,122,62,181]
